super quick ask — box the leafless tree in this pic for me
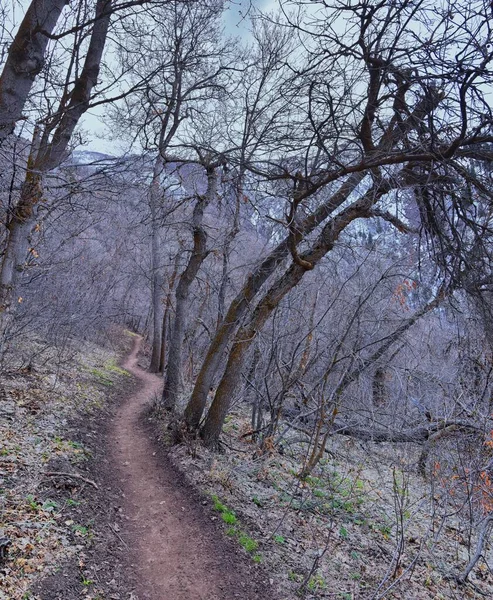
[183,0,493,447]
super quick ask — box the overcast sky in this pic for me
[82,0,272,155]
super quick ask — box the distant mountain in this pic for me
[69,150,116,165]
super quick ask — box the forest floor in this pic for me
[2,331,493,600]
[0,331,273,600]
[155,386,493,599]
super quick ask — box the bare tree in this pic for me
[184,0,493,446]
[111,0,233,370]
[0,0,69,144]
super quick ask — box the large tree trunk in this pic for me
[0,135,42,352]
[183,172,367,430]
[0,0,112,357]
[35,0,112,171]
[0,0,69,144]
[216,173,242,328]
[162,166,216,412]
[200,187,383,447]
[149,154,165,372]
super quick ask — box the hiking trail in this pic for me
[110,335,268,600]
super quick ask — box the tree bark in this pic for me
[200,184,385,447]
[0,0,69,144]
[35,0,112,171]
[0,133,42,351]
[0,0,112,357]
[183,172,366,429]
[149,154,165,372]
[217,173,242,328]
[162,166,216,412]
[372,367,388,407]
[158,251,180,373]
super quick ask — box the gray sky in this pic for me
[83,0,271,155]
[2,0,274,155]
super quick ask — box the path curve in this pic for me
[110,335,267,600]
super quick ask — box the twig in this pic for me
[457,515,493,583]
[108,523,128,548]
[44,471,99,490]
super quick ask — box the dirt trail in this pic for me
[110,335,268,600]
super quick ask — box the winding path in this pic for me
[109,335,268,600]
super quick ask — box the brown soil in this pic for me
[110,335,272,600]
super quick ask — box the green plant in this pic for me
[304,475,322,488]
[89,368,113,386]
[238,533,258,553]
[339,526,349,539]
[221,511,237,525]
[252,496,263,507]
[41,499,58,512]
[103,359,130,377]
[81,576,93,586]
[26,494,39,511]
[288,570,303,582]
[307,574,326,591]
[273,534,285,544]
[376,523,391,539]
[73,524,90,536]
[212,494,227,513]
[226,527,237,537]
[67,440,83,449]
[66,498,80,507]
[253,553,262,563]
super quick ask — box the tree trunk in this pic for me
[158,303,170,374]
[0,0,112,356]
[247,345,262,439]
[158,252,180,373]
[162,166,216,412]
[200,188,380,447]
[217,174,241,328]
[0,167,42,354]
[34,0,112,171]
[0,0,69,144]
[184,172,367,430]
[372,367,387,407]
[149,154,165,372]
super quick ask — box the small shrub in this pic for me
[222,511,237,525]
[212,494,227,513]
[238,533,258,553]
